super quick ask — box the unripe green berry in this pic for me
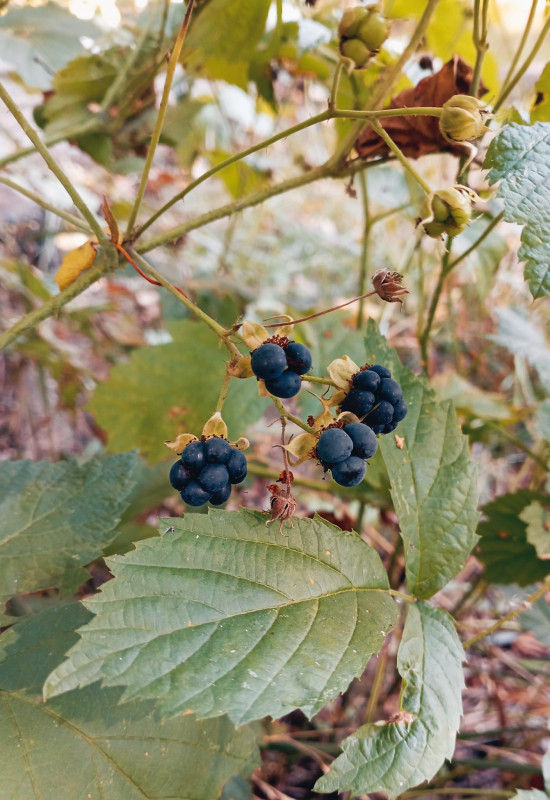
[439,94,489,142]
[421,186,478,239]
[340,38,370,69]
[357,10,390,51]
[338,7,368,39]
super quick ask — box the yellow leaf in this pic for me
[241,320,269,350]
[282,433,317,466]
[54,241,97,290]
[164,433,198,455]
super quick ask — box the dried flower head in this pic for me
[266,484,297,535]
[371,270,409,305]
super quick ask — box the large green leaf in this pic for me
[0,604,260,800]
[485,122,550,298]
[476,491,550,585]
[0,453,142,613]
[316,602,464,796]
[364,321,479,598]
[0,2,99,89]
[88,320,266,463]
[44,510,397,725]
[183,0,271,90]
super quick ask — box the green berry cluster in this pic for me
[338,5,390,69]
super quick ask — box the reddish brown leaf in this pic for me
[355,55,487,160]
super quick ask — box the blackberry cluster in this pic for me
[316,423,378,487]
[340,364,408,435]
[251,340,312,399]
[169,437,247,507]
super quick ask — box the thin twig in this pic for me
[493,11,550,112]
[357,171,371,328]
[0,175,92,232]
[497,0,539,109]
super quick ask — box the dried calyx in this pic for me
[419,185,481,239]
[338,4,390,69]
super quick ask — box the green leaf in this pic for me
[520,596,550,647]
[315,602,465,796]
[88,320,266,463]
[183,0,271,89]
[44,510,398,725]
[493,307,550,392]
[0,453,143,614]
[219,776,252,800]
[364,321,479,599]
[0,2,99,89]
[476,491,550,585]
[531,62,550,122]
[520,501,550,560]
[485,122,550,298]
[0,604,260,800]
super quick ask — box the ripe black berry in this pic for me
[181,481,211,506]
[169,461,192,490]
[331,456,366,487]
[340,388,375,417]
[199,463,230,493]
[285,342,312,375]
[265,369,302,398]
[210,482,232,505]
[251,343,287,380]
[317,428,353,465]
[368,364,392,379]
[226,448,247,484]
[343,423,378,459]
[181,440,206,473]
[364,400,394,427]
[392,399,408,423]
[378,378,403,404]
[204,436,232,464]
[353,369,380,392]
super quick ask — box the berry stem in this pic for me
[470,0,490,99]
[215,368,233,414]
[369,119,432,195]
[270,397,314,434]
[0,175,92,233]
[496,0,538,111]
[303,375,338,388]
[357,171,371,328]
[263,291,377,329]
[125,0,196,238]
[328,60,344,111]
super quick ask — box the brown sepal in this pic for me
[371,269,409,305]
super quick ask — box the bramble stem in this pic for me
[263,289,377,329]
[328,61,344,111]
[497,0,539,110]
[215,369,232,414]
[420,239,452,370]
[125,0,195,237]
[270,397,314,434]
[0,252,117,351]
[470,0,490,98]
[135,107,441,238]
[0,176,92,232]
[462,576,550,648]
[0,82,108,244]
[369,119,432,195]
[303,375,338,388]
[357,171,371,328]
[446,211,504,271]
[493,10,550,112]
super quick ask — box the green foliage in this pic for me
[364,322,479,598]
[44,511,397,724]
[520,501,550,559]
[520,595,550,647]
[0,2,99,89]
[0,603,260,800]
[477,491,550,585]
[0,453,143,616]
[88,320,266,462]
[315,602,465,796]
[485,122,550,298]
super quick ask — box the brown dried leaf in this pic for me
[355,56,487,160]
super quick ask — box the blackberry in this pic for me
[210,482,232,505]
[343,423,378,460]
[227,449,247,484]
[204,436,232,464]
[392,399,408,423]
[378,378,403,404]
[251,343,287,381]
[340,388,375,417]
[181,440,206,473]
[353,369,380,393]
[169,461,192,491]
[368,364,392,379]
[199,464,230,493]
[285,342,312,375]
[317,428,353,465]
[331,456,366,487]
[265,369,302,399]
[364,400,394,427]
[181,481,211,506]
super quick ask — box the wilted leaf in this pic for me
[88,320,266,462]
[315,602,465,796]
[0,453,142,616]
[54,241,96,290]
[45,510,398,725]
[241,320,269,350]
[363,321,479,599]
[355,56,485,160]
[282,432,317,465]
[476,491,550,585]
[0,604,260,800]
[485,122,550,298]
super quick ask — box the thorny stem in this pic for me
[0,119,100,170]
[0,176,92,232]
[493,11,550,113]
[497,0,539,111]
[462,577,550,648]
[303,375,338,388]
[0,82,108,245]
[125,0,195,237]
[369,119,432,195]
[215,368,232,414]
[470,0,490,98]
[446,211,504,271]
[247,462,386,504]
[135,107,440,239]
[264,289,376,329]
[269,397,314,434]
[420,238,453,370]
[357,171,371,328]
[0,252,118,351]
[328,61,344,111]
